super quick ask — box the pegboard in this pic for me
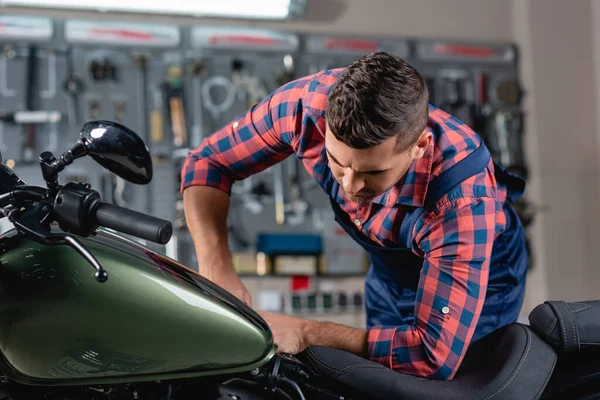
[172,26,331,269]
[297,33,411,75]
[410,39,526,176]
[0,15,531,272]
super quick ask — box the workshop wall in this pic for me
[1,0,566,324]
[522,0,600,304]
[1,0,514,41]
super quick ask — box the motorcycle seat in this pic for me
[529,300,600,355]
[298,323,557,400]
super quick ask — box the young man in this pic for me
[180,52,528,380]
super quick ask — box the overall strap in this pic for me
[397,142,491,247]
[424,142,491,208]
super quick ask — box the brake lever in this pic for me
[9,201,108,282]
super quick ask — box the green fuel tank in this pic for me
[0,228,275,386]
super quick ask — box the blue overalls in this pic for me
[325,142,528,341]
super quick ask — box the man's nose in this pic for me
[342,170,365,194]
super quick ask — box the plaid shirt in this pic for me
[181,69,507,380]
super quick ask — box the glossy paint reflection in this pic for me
[0,229,274,385]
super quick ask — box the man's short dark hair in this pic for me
[326,51,429,152]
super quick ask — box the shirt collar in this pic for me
[369,135,434,208]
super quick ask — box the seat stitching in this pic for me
[572,304,591,314]
[545,320,557,338]
[483,325,532,400]
[305,348,339,374]
[564,303,578,350]
[304,348,340,375]
[334,364,388,380]
[556,305,568,352]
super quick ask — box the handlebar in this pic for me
[3,183,173,245]
[92,202,173,245]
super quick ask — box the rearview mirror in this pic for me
[79,120,152,184]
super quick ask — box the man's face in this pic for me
[325,125,431,204]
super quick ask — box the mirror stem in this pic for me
[39,141,87,195]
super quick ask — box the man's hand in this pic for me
[258,311,309,354]
[257,310,369,357]
[203,265,252,306]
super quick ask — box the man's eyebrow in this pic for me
[325,148,344,167]
[325,147,391,174]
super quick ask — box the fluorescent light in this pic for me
[0,0,305,20]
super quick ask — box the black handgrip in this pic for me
[93,202,173,244]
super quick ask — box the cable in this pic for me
[201,75,236,121]
[276,376,306,400]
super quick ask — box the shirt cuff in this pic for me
[179,159,234,195]
[367,326,397,369]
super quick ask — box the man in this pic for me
[180,52,528,380]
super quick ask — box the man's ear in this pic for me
[411,131,432,160]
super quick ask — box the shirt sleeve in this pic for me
[180,76,311,194]
[366,194,497,380]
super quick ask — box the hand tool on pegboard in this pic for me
[22,45,38,164]
[470,72,496,153]
[163,63,191,234]
[163,64,188,149]
[189,57,208,148]
[230,58,269,108]
[273,162,286,225]
[62,46,84,128]
[150,85,164,145]
[286,154,310,226]
[438,71,474,128]
[134,53,153,215]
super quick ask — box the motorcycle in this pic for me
[0,120,597,400]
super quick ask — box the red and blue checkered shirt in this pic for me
[181,68,508,380]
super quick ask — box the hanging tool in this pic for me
[135,53,153,215]
[0,110,62,155]
[150,85,164,144]
[163,64,188,148]
[0,110,61,124]
[273,163,286,225]
[440,74,473,126]
[201,75,236,122]
[62,46,84,128]
[23,45,38,164]
[285,157,310,226]
[230,58,268,108]
[89,100,101,119]
[190,58,208,147]
[471,71,504,163]
[89,58,118,82]
[494,111,512,168]
[114,101,126,123]
[1,45,17,98]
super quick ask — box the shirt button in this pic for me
[232,121,239,129]
[354,219,361,227]
[442,306,450,315]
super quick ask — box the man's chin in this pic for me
[347,194,374,204]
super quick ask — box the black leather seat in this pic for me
[298,323,557,400]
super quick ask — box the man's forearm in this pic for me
[302,319,369,358]
[183,185,233,275]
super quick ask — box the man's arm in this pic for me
[259,193,497,381]
[183,186,250,302]
[181,76,313,303]
[367,195,497,380]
